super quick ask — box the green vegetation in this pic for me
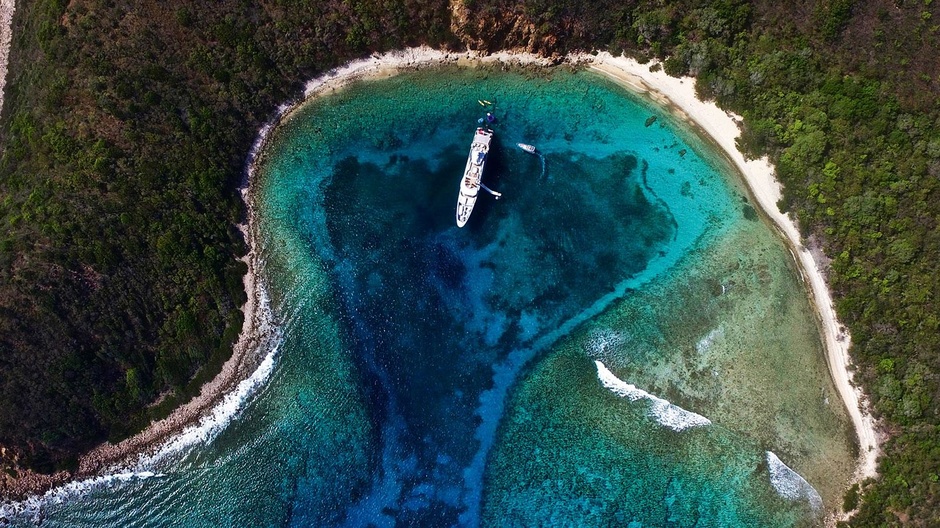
[1,0,939,524]
[640,5,940,526]
[0,0,452,472]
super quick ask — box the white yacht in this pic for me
[456,127,497,227]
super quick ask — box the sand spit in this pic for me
[0,48,877,522]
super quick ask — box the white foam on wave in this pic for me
[143,284,281,467]
[0,267,282,522]
[40,471,165,505]
[765,451,823,510]
[585,329,625,363]
[0,470,165,521]
[595,360,711,431]
[142,346,278,466]
[695,326,723,354]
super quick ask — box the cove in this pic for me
[1,63,853,527]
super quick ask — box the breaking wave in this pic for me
[765,452,823,510]
[584,328,626,363]
[0,261,282,523]
[595,360,711,431]
[0,471,164,523]
[695,326,724,354]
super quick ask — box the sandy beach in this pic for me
[0,45,878,518]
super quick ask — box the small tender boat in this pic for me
[517,143,537,154]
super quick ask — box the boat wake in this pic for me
[516,143,546,180]
[594,360,711,432]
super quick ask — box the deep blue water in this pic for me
[0,65,843,527]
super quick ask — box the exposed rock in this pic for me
[449,0,557,54]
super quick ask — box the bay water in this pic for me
[1,65,853,527]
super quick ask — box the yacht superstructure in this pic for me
[456,127,494,227]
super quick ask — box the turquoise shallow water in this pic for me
[0,65,851,527]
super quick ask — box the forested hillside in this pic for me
[1,0,938,525]
[0,0,452,473]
